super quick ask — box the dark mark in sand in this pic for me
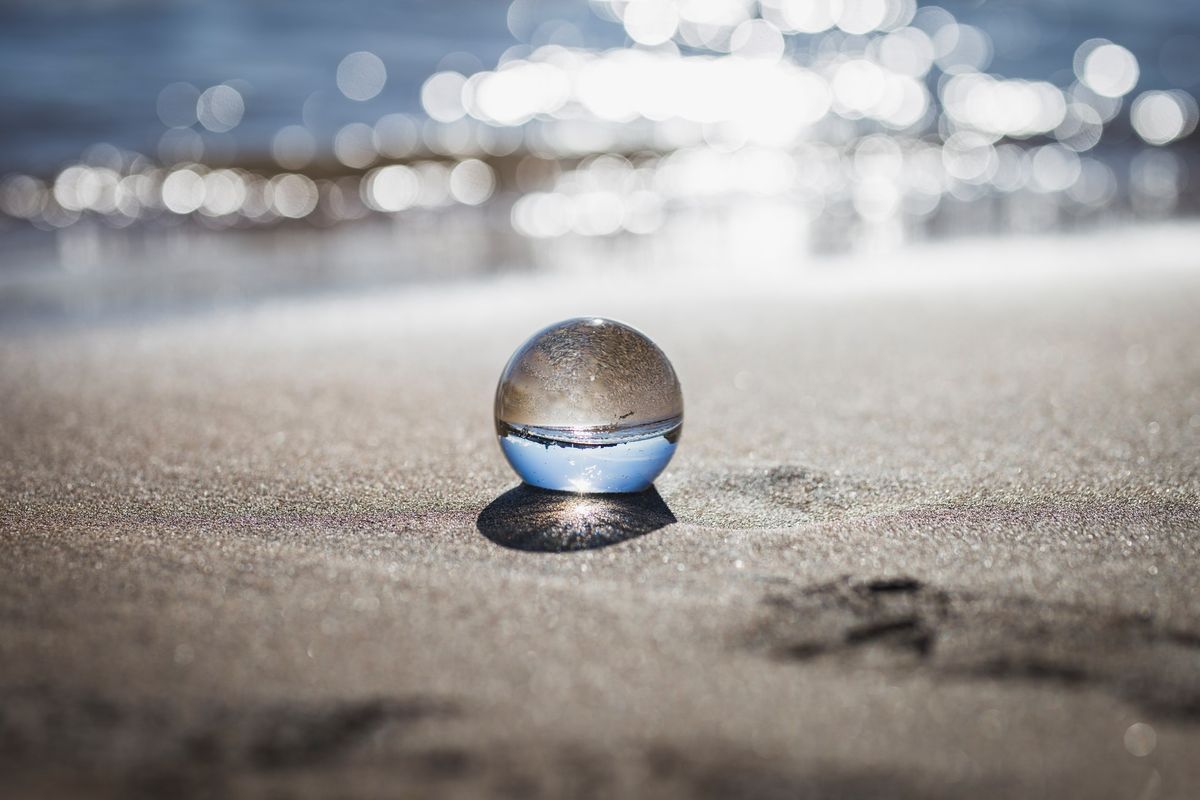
[749,575,1200,719]
[0,686,458,796]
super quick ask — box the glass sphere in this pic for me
[494,317,683,493]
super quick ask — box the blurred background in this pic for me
[1,0,1197,325]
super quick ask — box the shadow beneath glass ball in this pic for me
[476,485,676,552]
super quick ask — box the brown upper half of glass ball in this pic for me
[495,317,683,431]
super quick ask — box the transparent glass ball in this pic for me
[494,317,683,493]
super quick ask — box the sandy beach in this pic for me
[2,225,1199,798]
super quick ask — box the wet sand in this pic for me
[2,225,1200,798]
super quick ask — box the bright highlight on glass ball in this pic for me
[494,318,683,494]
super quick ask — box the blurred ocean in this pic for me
[1,0,1196,174]
[2,0,1199,327]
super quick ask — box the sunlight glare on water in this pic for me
[0,0,1197,302]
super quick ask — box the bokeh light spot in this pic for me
[196,85,245,133]
[337,51,387,101]
[1080,42,1140,99]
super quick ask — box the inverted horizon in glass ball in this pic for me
[494,317,683,494]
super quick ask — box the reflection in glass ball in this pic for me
[494,317,683,493]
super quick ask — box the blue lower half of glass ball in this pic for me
[497,418,680,494]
